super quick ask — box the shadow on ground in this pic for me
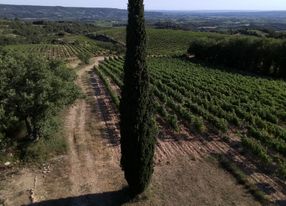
[88,70,121,147]
[27,188,131,206]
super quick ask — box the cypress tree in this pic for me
[120,0,156,197]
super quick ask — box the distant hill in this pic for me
[0,4,164,21]
[1,4,286,23]
[161,10,286,19]
[0,4,126,21]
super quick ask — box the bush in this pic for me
[254,116,267,129]
[78,52,91,64]
[188,37,286,79]
[229,112,240,126]
[158,105,168,118]
[168,114,179,131]
[193,116,206,133]
[211,117,228,132]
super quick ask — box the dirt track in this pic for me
[64,57,123,202]
[0,57,126,206]
[0,58,262,206]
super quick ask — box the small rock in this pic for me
[4,162,11,166]
[190,155,197,161]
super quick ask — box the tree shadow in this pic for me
[26,188,131,206]
[255,182,276,195]
[87,70,120,147]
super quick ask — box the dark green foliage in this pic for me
[193,116,206,133]
[168,114,179,131]
[188,37,286,79]
[0,51,80,142]
[156,103,168,118]
[120,0,155,197]
[0,20,100,46]
[78,52,91,64]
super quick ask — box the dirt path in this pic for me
[54,56,125,205]
[0,57,125,206]
[0,57,261,206]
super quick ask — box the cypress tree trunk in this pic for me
[120,0,155,197]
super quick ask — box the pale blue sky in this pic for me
[0,0,285,10]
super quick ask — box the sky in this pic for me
[0,0,286,11]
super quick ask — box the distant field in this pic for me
[3,35,111,59]
[97,28,228,55]
[99,57,286,179]
[4,44,105,59]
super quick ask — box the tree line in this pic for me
[188,37,286,78]
[0,20,99,45]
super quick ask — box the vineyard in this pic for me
[97,28,228,56]
[4,43,108,59]
[2,35,118,59]
[97,57,286,186]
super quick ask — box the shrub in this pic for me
[229,112,240,126]
[168,114,179,131]
[211,117,228,132]
[254,116,267,129]
[193,116,206,133]
[78,52,91,64]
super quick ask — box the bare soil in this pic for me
[0,57,261,206]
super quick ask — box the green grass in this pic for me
[22,133,67,163]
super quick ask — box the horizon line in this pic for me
[1,3,286,12]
